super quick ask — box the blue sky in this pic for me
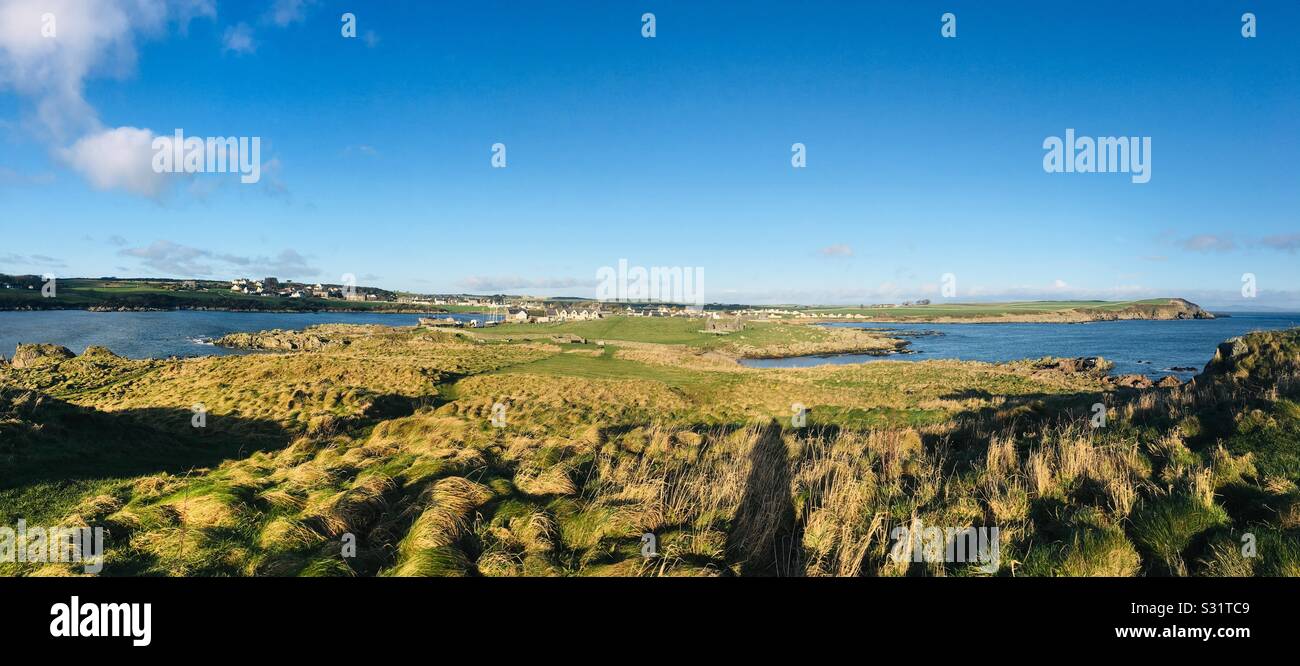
[1,0,1297,307]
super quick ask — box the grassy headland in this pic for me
[0,277,433,313]
[801,298,1215,323]
[2,316,1296,577]
[1,277,1216,324]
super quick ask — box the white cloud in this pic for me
[266,0,316,27]
[818,244,853,257]
[0,0,214,194]
[58,126,170,198]
[221,23,256,55]
[0,0,211,140]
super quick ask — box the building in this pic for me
[705,316,745,333]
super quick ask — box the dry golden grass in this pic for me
[4,322,1296,578]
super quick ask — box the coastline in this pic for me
[796,312,1223,325]
[0,304,473,315]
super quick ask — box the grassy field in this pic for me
[475,316,902,358]
[2,318,1297,577]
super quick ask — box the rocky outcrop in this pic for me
[1033,356,1114,375]
[10,343,75,368]
[80,345,122,360]
[1206,336,1250,374]
[215,329,342,351]
[1156,375,1182,388]
[1202,330,1300,381]
[1088,298,1215,321]
[1109,374,1154,389]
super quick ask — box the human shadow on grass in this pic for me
[0,388,290,488]
[727,419,803,576]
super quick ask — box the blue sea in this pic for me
[739,312,1300,378]
[2,310,1297,378]
[0,310,493,360]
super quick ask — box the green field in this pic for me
[496,344,709,388]
[481,316,824,347]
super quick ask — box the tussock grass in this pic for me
[3,322,1297,577]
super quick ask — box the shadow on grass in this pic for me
[728,419,803,576]
[0,387,290,489]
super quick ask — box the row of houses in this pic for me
[418,316,499,328]
[620,306,711,318]
[229,278,380,301]
[505,307,605,324]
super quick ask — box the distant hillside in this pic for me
[0,277,426,313]
[806,298,1215,323]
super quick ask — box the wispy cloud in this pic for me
[118,240,319,278]
[457,275,597,292]
[0,253,66,270]
[817,244,853,258]
[1259,234,1300,254]
[0,166,55,187]
[1178,234,1236,253]
[221,23,256,55]
[266,0,317,27]
[344,145,379,157]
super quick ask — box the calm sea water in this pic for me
[0,310,493,360]
[3,311,1297,377]
[740,312,1300,378]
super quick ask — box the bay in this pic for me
[739,312,1300,377]
[0,310,494,360]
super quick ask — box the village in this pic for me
[229,277,383,302]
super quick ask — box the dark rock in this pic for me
[1204,336,1251,375]
[11,343,76,369]
[1034,356,1113,374]
[1109,374,1154,389]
